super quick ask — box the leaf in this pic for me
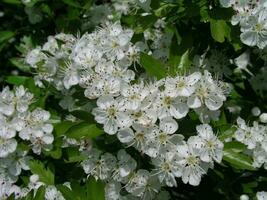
[61,0,81,8]
[57,185,77,200]
[33,186,45,200]
[140,53,166,79]
[54,121,79,137]
[0,31,14,44]
[64,147,87,163]
[65,122,104,139]
[85,177,105,200]
[177,50,191,70]
[223,149,256,171]
[10,58,31,72]
[29,160,54,185]
[224,141,246,153]
[6,75,29,85]
[2,0,21,4]
[210,19,231,43]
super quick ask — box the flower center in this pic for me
[159,132,167,144]
[161,162,172,172]
[255,23,263,32]
[176,80,186,89]
[135,132,145,142]
[107,107,116,117]
[187,155,199,167]
[163,96,172,106]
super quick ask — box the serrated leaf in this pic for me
[65,122,104,139]
[223,149,256,171]
[210,19,231,43]
[29,160,54,185]
[140,53,166,79]
[10,58,31,72]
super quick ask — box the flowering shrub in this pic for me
[1,0,267,199]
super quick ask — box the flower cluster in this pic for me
[25,22,141,92]
[220,0,267,49]
[25,21,230,196]
[234,117,267,169]
[0,86,54,199]
[82,124,223,200]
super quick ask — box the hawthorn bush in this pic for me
[0,0,267,200]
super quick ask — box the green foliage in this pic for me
[29,160,55,185]
[140,53,166,79]
[58,178,105,200]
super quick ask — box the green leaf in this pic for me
[10,58,31,72]
[57,185,78,200]
[54,121,79,137]
[223,149,256,171]
[85,177,105,200]
[6,75,29,85]
[61,0,81,8]
[140,53,166,79]
[64,147,87,163]
[224,141,246,153]
[29,160,54,185]
[210,19,231,43]
[33,186,45,200]
[2,0,21,4]
[0,31,15,43]
[177,50,191,70]
[65,122,104,139]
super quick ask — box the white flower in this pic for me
[45,185,65,200]
[176,138,210,186]
[82,149,117,180]
[92,96,132,135]
[152,152,182,187]
[0,118,17,158]
[154,91,189,119]
[257,191,267,200]
[121,82,149,110]
[164,72,201,98]
[117,124,153,152]
[194,124,224,163]
[188,71,227,111]
[146,117,183,157]
[240,8,267,49]
[235,117,265,149]
[125,169,149,197]
[112,149,137,181]
[105,181,121,200]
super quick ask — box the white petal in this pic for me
[117,128,134,143]
[187,95,201,108]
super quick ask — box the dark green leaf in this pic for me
[140,53,166,79]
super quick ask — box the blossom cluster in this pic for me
[234,117,267,169]
[220,0,267,49]
[24,21,231,198]
[0,86,54,199]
